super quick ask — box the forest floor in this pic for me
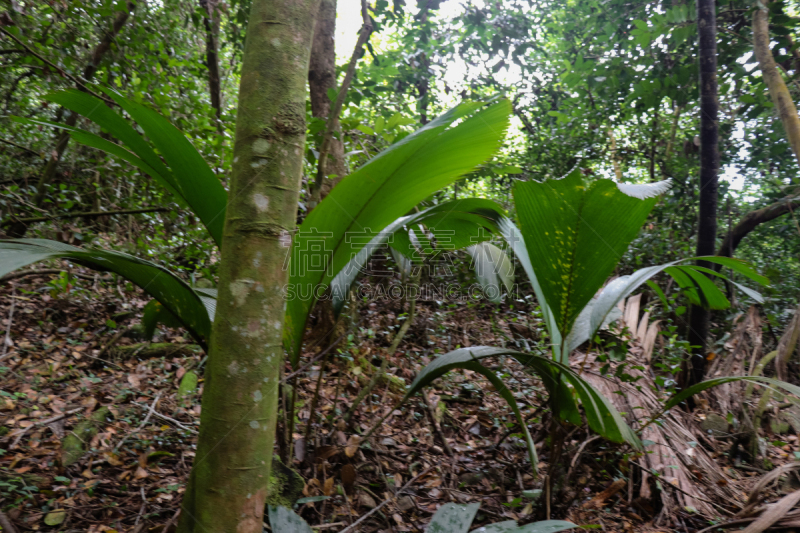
[1,270,798,533]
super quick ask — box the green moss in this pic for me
[62,407,110,466]
[265,456,304,508]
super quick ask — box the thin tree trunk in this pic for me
[176,0,319,530]
[608,129,623,181]
[685,0,719,388]
[201,0,222,129]
[31,2,135,211]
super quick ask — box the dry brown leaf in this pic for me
[133,466,148,479]
[358,491,377,509]
[315,445,339,461]
[741,490,800,533]
[323,477,335,496]
[341,464,356,494]
[345,435,361,458]
[127,374,140,388]
[583,478,627,509]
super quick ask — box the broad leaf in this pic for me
[285,100,511,364]
[267,506,312,533]
[427,503,481,533]
[0,239,211,349]
[576,258,767,352]
[42,89,227,247]
[10,116,185,203]
[328,199,507,313]
[465,242,514,303]
[402,348,539,472]
[142,299,184,340]
[512,170,667,351]
[404,347,641,476]
[498,217,561,356]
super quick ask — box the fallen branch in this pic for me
[10,407,84,448]
[109,343,203,361]
[130,401,198,434]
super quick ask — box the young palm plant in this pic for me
[385,170,798,484]
[3,89,512,362]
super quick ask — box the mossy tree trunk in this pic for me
[712,3,800,264]
[177,0,319,530]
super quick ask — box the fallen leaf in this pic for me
[341,464,356,494]
[359,492,377,508]
[44,510,66,526]
[345,435,361,458]
[323,477,335,496]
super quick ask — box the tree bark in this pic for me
[308,0,371,207]
[711,3,800,263]
[201,0,223,128]
[754,2,800,163]
[176,0,319,530]
[308,0,346,202]
[685,0,719,388]
[716,194,800,258]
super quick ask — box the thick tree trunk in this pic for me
[754,3,800,163]
[685,0,719,388]
[201,0,222,128]
[308,0,346,202]
[176,0,319,530]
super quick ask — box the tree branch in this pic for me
[716,193,800,260]
[2,207,168,226]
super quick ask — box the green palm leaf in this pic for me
[403,346,641,476]
[0,239,212,349]
[285,100,511,365]
[512,170,665,348]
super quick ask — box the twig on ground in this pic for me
[0,285,17,362]
[10,407,84,448]
[310,522,345,529]
[130,401,198,434]
[423,392,453,456]
[160,508,180,533]
[116,392,163,450]
[339,465,434,533]
[0,510,20,533]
